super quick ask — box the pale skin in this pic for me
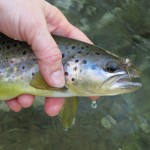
[0,0,98,116]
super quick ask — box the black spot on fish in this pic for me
[95,52,100,55]
[72,78,75,81]
[74,66,77,71]
[2,41,5,44]
[81,47,84,49]
[10,60,14,63]
[86,45,89,48]
[62,53,65,58]
[78,51,82,54]
[72,46,76,49]
[75,60,79,63]
[22,51,26,55]
[22,66,25,69]
[83,60,87,64]
[65,72,68,76]
[32,58,36,61]
[7,45,10,49]
[32,72,35,76]
[86,52,89,55]
[14,43,17,47]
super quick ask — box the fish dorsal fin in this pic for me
[30,72,66,90]
[59,97,78,129]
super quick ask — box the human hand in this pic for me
[0,0,95,116]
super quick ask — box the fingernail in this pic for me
[51,69,65,87]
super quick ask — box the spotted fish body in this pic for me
[0,34,142,101]
[0,34,142,128]
[0,35,91,99]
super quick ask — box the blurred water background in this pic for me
[0,0,150,149]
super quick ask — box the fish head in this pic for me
[64,47,142,96]
[93,55,142,96]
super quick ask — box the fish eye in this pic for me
[106,61,120,73]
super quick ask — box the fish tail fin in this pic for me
[59,97,78,129]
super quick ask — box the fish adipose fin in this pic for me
[30,72,66,91]
[59,97,78,129]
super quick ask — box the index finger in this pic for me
[44,4,93,44]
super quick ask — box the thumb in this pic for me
[28,21,65,87]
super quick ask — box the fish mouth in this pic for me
[115,74,142,88]
[102,73,142,94]
[111,74,142,92]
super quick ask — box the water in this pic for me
[0,0,150,149]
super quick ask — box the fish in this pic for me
[0,34,142,128]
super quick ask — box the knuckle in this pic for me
[22,15,44,42]
[30,16,43,30]
[50,49,62,63]
[52,63,63,72]
[38,47,62,68]
[52,6,61,15]
[47,49,63,72]
[63,24,74,37]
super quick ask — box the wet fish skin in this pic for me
[0,34,142,100]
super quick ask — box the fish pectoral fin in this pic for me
[30,72,66,91]
[59,97,78,129]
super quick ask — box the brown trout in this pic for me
[0,34,142,128]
